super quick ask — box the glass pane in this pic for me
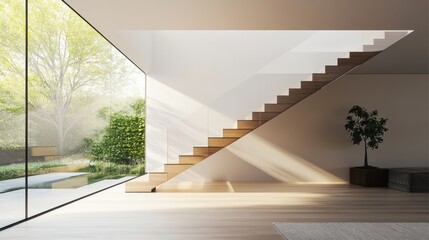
[0,0,26,228]
[28,0,145,216]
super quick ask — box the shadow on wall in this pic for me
[227,134,345,183]
[165,74,428,183]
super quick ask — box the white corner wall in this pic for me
[166,74,429,183]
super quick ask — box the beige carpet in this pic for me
[273,222,429,240]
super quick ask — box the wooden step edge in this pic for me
[325,64,356,74]
[349,51,381,57]
[208,137,240,140]
[313,73,343,78]
[179,156,206,164]
[237,120,266,129]
[148,172,169,182]
[264,103,294,113]
[252,112,280,118]
[300,82,330,89]
[252,112,280,121]
[289,89,319,95]
[223,128,253,138]
[337,58,368,65]
[179,154,207,157]
[164,163,195,166]
[193,146,223,149]
[149,171,168,174]
[289,87,320,91]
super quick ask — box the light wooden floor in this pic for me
[1,182,428,239]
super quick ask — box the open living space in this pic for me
[0,0,428,239]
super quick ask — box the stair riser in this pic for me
[312,75,340,82]
[193,147,222,156]
[252,112,279,121]
[349,52,380,58]
[277,95,306,104]
[325,65,356,74]
[289,88,318,95]
[125,182,156,193]
[223,129,252,138]
[149,173,168,182]
[179,155,205,164]
[164,164,193,174]
[337,58,369,65]
[208,138,238,147]
[237,120,264,129]
[265,104,292,112]
[301,81,329,89]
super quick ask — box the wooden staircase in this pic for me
[125,34,407,192]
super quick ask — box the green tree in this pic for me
[85,99,145,165]
[0,0,25,147]
[345,105,388,167]
[0,0,137,153]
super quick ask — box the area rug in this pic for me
[273,222,429,240]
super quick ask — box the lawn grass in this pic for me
[0,157,144,183]
[0,160,69,181]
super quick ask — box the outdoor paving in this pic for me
[0,172,88,193]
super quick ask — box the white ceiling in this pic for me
[63,0,428,74]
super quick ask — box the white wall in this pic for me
[164,74,428,183]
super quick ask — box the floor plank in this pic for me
[0,182,428,239]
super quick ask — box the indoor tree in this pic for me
[345,105,388,168]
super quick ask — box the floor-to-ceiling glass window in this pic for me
[0,0,145,228]
[0,0,26,228]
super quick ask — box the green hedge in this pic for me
[84,99,145,165]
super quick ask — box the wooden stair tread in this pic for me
[277,95,307,104]
[265,103,293,112]
[165,163,194,166]
[179,154,206,157]
[289,88,319,95]
[148,172,168,182]
[325,65,356,73]
[179,155,206,164]
[223,129,252,138]
[193,146,223,156]
[237,120,266,129]
[252,112,280,121]
[208,137,239,139]
[349,51,380,57]
[301,81,330,89]
[312,73,343,82]
[208,137,239,147]
[125,175,164,193]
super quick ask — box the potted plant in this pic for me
[345,105,388,187]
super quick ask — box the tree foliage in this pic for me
[0,0,25,147]
[0,0,139,153]
[84,99,145,165]
[345,105,388,167]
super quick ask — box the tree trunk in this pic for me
[364,139,368,167]
[56,109,65,155]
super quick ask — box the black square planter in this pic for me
[350,167,388,187]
